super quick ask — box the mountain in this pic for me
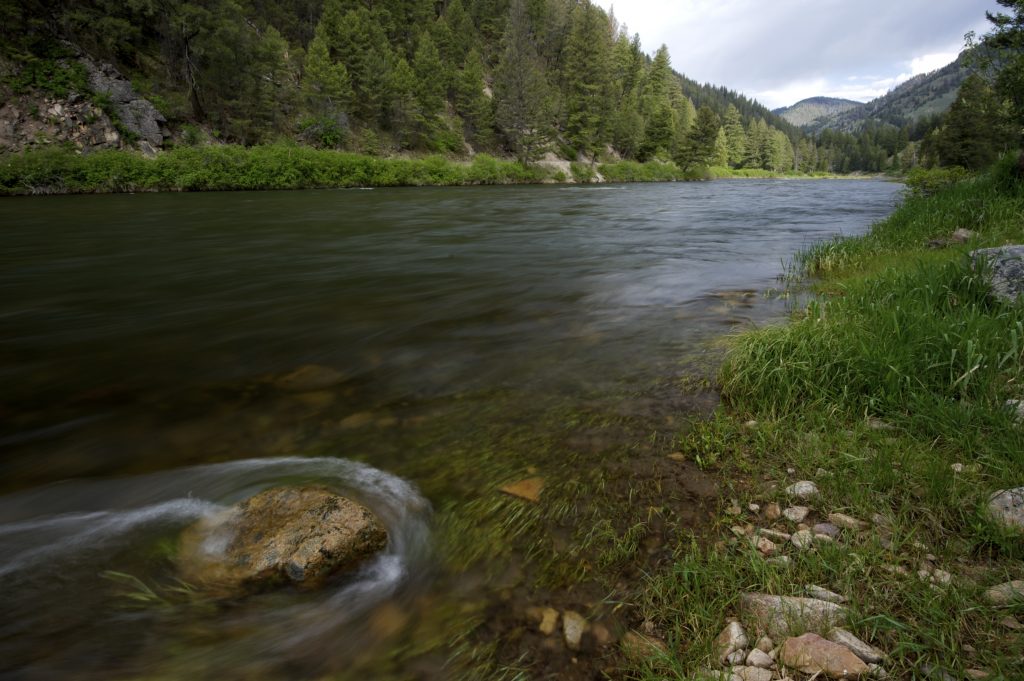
[774,97,864,127]
[799,51,974,133]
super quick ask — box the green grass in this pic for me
[627,156,1024,680]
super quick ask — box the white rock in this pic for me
[868,663,889,679]
[783,506,810,523]
[951,463,965,473]
[749,503,761,512]
[791,529,815,550]
[751,535,777,556]
[828,628,887,664]
[745,648,773,669]
[714,621,750,664]
[987,487,1024,532]
[695,670,742,681]
[806,585,846,604]
[786,481,820,499]
[754,636,774,653]
[726,649,748,665]
[562,610,588,651]
[767,555,792,567]
[731,665,773,681]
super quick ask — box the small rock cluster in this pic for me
[0,93,121,154]
[705,605,885,681]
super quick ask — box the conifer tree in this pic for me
[494,0,551,164]
[455,48,496,148]
[722,104,746,167]
[675,105,720,170]
[303,31,354,114]
[563,1,613,161]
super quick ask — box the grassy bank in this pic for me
[0,145,848,195]
[0,145,699,195]
[626,158,1024,680]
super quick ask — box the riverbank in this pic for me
[620,158,1024,680]
[0,144,853,196]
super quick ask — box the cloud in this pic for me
[596,0,1001,109]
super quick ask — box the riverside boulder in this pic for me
[738,593,847,638]
[972,246,1024,303]
[178,486,388,594]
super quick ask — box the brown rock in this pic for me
[765,503,782,521]
[780,632,870,679]
[738,593,847,638]
[178,486,387,594]
[714,621,750,664]
[984,580,1024,605]
[500,477,544,502]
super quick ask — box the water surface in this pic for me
[0,179,902,678]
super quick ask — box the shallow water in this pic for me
[0,179,901,678]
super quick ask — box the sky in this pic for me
[593,0,1004,110]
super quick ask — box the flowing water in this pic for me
[0,179,901,679]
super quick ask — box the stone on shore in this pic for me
[828,628,886,664]
[178,486,388,594]
[783,506,810,523]
[526,606,560,635]
[987,487,1024,532]
[828,513,868,531]
[984,580,1024,605]
[562,610,588,651]
[715,621,750,664]
[731,666,773,681]
[779,632,870,679]
[273,364,347,392]
[972,246,1024,303]
[738,593,848,638]
[806,585,846,604]
[745,648,773,668]
[787,481,820,499]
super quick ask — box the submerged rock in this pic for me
[178,486,388,594]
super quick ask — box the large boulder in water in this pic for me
[178,486,388,594]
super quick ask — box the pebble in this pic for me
[751,536,777,556]
[783,506,810,523]
[745,648,774,669]
[827,628,886,664]
[726,649,748,665]
[714,621,749,664]
[787,481,819,499]
[791,529,815,550]
[765,503,782,521]
[731,666,773,681]
[805,585,846,604]
[525,607,560,635]
[813,522,841,538]
[965,669,991,680]
[999,615,1023,630]
[828,513,869,531]
[868,663,889,679]
[758,528,792,542]
[754,636,774,653]
[562,610,588,651]
[726,502,743,516]
[987,487,1024,532]
[950,463,964,473]
[767,555,792,567]
[748,503,761,512]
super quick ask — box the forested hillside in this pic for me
[805,51,974,133]
[0,0,1001,177]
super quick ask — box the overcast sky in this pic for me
[593,0,1002,110]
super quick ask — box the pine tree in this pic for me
[713,127,729,167]
[388,56,420,148]
[675,105,720,170]
[936,74,1011,169]
[303,30,354,114]
[455,48,496,148]
[722,104,746,167]
[563,1,614,161]
[493,0,551,164]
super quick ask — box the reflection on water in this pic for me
[0,179,901,677]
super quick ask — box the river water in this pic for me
[0,179,901,679]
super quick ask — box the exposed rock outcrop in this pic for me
[79,55,169,150]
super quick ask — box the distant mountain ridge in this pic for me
[773,97,864,127]
[779,50,975,133]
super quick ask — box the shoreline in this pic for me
[621,157,1024,679]
[0,144,885,197]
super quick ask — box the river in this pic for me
[0,179,901,679]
